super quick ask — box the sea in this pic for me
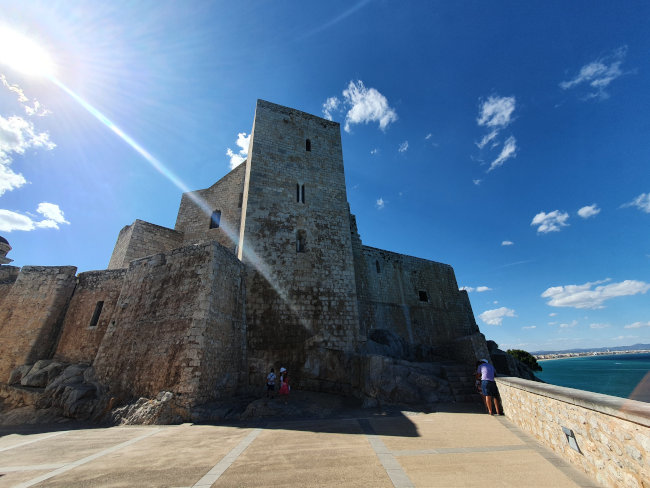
[536,352,650,404]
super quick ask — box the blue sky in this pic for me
[1,1,648,352]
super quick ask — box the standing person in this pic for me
[475,360,489,413]
[279,367,290,404]
[477,359,502,415]
[266,367,276,399]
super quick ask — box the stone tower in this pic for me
[238,100,362,388]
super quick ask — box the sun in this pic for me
[0,25,55,77]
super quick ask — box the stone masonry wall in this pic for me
[358,246,479,349]
[93,242,246,409]
[107,219,183,269]
[0,265,20,307]
[0,266,77,382]
[239,100,360,389]
[174,163,246,252]
[497,376,650,488]
[54,269,128,364]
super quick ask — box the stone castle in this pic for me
[0,100,490,419]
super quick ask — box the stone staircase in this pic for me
[441,361,482,403]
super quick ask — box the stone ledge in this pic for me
[496,376,650,427]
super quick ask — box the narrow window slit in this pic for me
[89,301,104,327]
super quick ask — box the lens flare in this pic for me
[0,25,55,77]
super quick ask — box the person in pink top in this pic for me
[477,359,503,415]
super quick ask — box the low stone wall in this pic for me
[496,376,650,488]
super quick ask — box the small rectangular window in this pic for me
[89,301,104,327]
[301,184,305,203]
[418,291,429,302]
[238,193,243,208]
[296,184,300,203]
[210,210,221,229]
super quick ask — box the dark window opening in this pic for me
[297,230,306,253]
[209,210,221,229]
[306,139,311,151]
[375,260,380,273]
[418,291,429,302]
[238,192,243,208]
[301,184,305,203]
[89,301,104,327]
[296,184,300,203]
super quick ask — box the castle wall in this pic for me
[0,266,77,382]
[238,100,360,388]
[0,265,20,308]
[54,269,128,364]
[107,219,183,269]
[92,242,246,409]
[358,246,480,349]
[174,163,246,252]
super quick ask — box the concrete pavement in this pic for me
[0,404,599,488]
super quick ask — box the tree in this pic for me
[507,349,542,371]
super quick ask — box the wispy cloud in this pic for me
[0,202,69,232]
[460,286,492,293]
[542,278,650,309]
[370,148,378,155]
[479,307,516,326]
[425,133,432,140]
[301,0,372,39]
[531,210,569,234]
[226,132,250,169]
[577,204,601,218]
[398,141,408,153]
[522,325,537,330]
[559,320,578,328]
[560,46,629,100]
[621,192,650,213]
[1,74,51,117]
[501,240,514,246]
[323,80,397,133]
[473,179,482,186]
[477,96,516,128]
[590,323,609,329]
[376,197,385,210]
[488,136,517,172]
[623,321,650,329]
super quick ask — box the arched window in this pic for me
[297,230,306,253]
[306,139,311,151]
[209,210,221,229]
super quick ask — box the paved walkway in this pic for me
[0,405,599,488]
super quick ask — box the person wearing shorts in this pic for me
[477,359,503,415]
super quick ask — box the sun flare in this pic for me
[0,25,55,77]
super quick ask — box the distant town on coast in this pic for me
[534,343,650,360]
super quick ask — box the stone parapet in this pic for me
[496,376,650,488]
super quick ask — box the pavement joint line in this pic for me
[392,444,531,456]
[192,428,262,488]
[0,431,68,453]
[12,427,163,488]
[0,463,66,472]
[496,417,600,488]
[357,419,415,488]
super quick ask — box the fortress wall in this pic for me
[93,242,245,409]
[359,246,480,348]
[240,100,360,388]
[174,163,246,252]
[107,219,183,269]
[54,269,128,364]
[497,377,650,488]
[0,266,20,307]
[0,266,77,382]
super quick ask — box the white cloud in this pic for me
[542,278,650,309]
[340,80,397,133]
[479,307,516,326]
[460,286,491,293]
[522,325,537,330]
[473,179,482,186]
[621,193,650,213]
[590,323,610,329]
[531,210,570,234]
[1,74,51,117]
[549,313,558,317]
[398,141,408,153]
[560,47,628,100]
[0,114,56,196]
[425,133,432,140]
[623,321,650,329]
[370,148,378,155]
[559,320,578,328]
[322,96,340,121]
[578,204,601,219]
[477,96,516,128]
[226,132,250,169]
[376,197,385,210]
[501,240,514,246]
[488,136,517,172]
[0,202,69,232]
[476,129,498,149]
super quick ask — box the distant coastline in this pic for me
[536,349,650,361]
